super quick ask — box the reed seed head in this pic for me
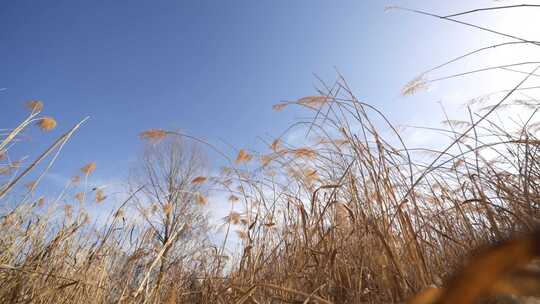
[37,117,57,131]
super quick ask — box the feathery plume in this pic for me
[260,154,273,167]
[163,202,173,215]
[264,221,276,227]
[191,176,207,185]
[64,204,73,218]
[79,212,90,225]
[37,196,45,207]
[401,75,428,96]
[292,147,316,159]
[303,168,319,185]
[235,149,253,164]
[195,192,208,205]
[271,139,282,151]
[236,229,248,240]
[297,96,330,108]
[272,103,288,111]
[81,162,96,175]
[71,175,81,185]
[139,129,168,143]
[74,192,84,203]
[223,211,241,225]
[37,117,57,131]
[95,189,106,203]
[26,100,43,112]
[114,208,124,218]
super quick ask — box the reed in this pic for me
[1,4,540,304]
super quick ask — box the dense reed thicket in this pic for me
[1,4,540,304]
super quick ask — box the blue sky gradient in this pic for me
[1,0,522,191]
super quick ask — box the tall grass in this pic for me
[1,4,540,304]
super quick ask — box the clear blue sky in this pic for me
[1,1,503,183]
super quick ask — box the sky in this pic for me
[2,1,540,240]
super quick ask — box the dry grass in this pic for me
[1,4,540,304]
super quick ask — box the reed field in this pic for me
[1,4,540,304]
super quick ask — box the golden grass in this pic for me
[1,4,540,304]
